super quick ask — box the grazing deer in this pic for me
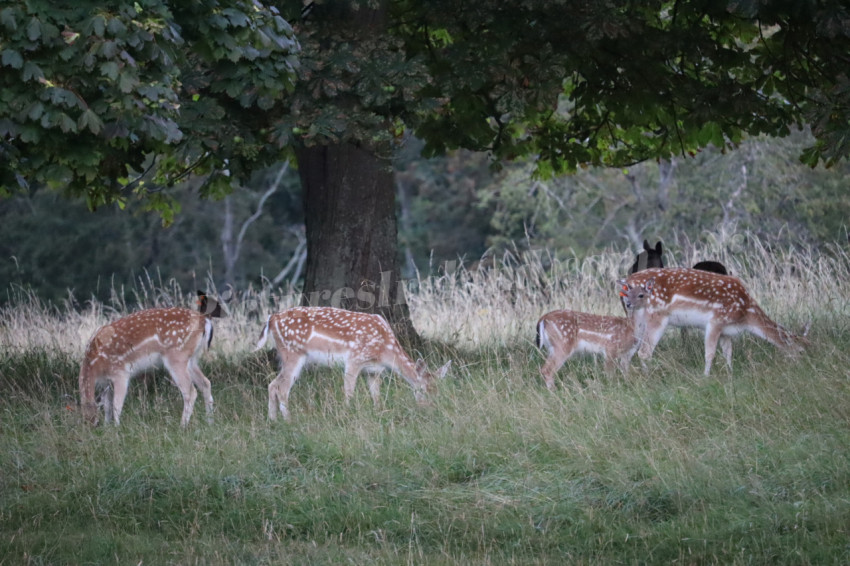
[619,268,806,375]
[537,284,652,390]
[78,297,220,426]
[255,307,451,421]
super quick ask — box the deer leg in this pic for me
[603,351,617,375]
[615,345,635,375]
[719,336,733,371]
[540,349,570,391]
[623,338,641,370]
[187,358,214,423]
[98,380,115,424]
[620,355,632,375]
[268,355,304,422]
[703,324,723,376]
[164,357,198,427]
[109,372,132,426]
[366,370,384,407]
[638,316,669,360]
[342,363,363,404]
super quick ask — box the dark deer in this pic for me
[692,260,728,275]
[630,240,665,274]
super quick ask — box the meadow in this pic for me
[1,235,849,565]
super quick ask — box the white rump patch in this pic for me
[576,338,608,355]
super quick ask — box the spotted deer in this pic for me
[537,283,652,390]
[78,301,218,427]
[255,307,451,421]
[619,268,807,375]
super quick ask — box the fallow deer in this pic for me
[255,307,451,421]
[692,260,729,275]
[78,300,218,427]
[630,240,665,274]
[619,268,807,375]
[537,283,652,390]
[629,240,729,276]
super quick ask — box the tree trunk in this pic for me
[295,143,420,347]
[221,196,236,287]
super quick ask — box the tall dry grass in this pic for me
[410,233,850,349]
[1,231,849,565]
[1,232,847,357]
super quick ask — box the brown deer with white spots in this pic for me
[78,306,216,426]
[255,307,451,421]
[537,283,652,390]
[619,268,807,375]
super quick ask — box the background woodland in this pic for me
[2,127,847,305]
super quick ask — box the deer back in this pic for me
[625,268,754,321]
[83,307,210,376]
[267,307,404,362]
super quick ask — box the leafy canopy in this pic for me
[396,0,850,173]
[2,0,850,218]
[0,0,298,221]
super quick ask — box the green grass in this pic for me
[1,330,849,565]
[2,239,849,564]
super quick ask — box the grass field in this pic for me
[1,238,849,564]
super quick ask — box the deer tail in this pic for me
[254,315,271,352]
[204,318,214,349]
[536,319,547,350]
[536,318,562,352]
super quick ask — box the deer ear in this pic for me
[655,241,663,254]
[643,239,651,251]
[437,360,452,379]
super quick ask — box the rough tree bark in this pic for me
[296,143,419,347]
[292,0,420,347]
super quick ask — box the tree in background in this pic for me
[0,167,305,305]
[3,1,850,340]
[468,129,850,262]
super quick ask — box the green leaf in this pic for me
[26,17,40,40]
[59,113,76,132]
[19,125,41,143]
[222,8,249,27]
[1,49,23,69]
[48,88,80,109]
[100,61,119,80]
[100,40,118,59]
[0,7,19,31]
[26,102,44,120]
[117,71,138,93]
[77,108,104,134]
[91,15,105,37]
[22,61,43,82]
[106,17,126,36]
